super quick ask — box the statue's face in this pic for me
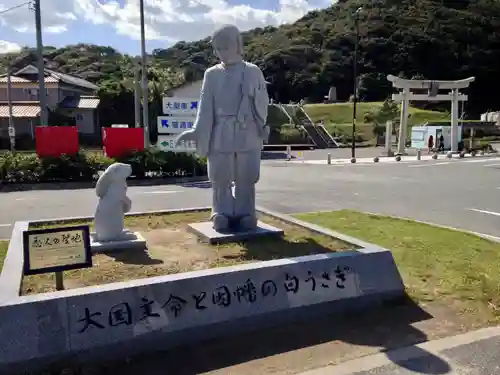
[213,44,238,64]
[211,25,242,64]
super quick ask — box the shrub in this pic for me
[0,148,207,185]
[0,152,41,183]
[115,149,207,178]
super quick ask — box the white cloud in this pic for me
[0,0,331,45]
[0,1,75,33]
[0,40,21,53]
[46,25,68,33]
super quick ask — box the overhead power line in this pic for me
[0,1,31,16]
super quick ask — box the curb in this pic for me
[27,206,213,225]
[286,153,499,165]
[0,175,209,193]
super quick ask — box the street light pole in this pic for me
[351,7,362,159]
[134,68,141,128]
[34,0,47,125]
[139,0,149,148]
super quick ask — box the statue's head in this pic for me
[211,24,243,65]
[95,162,132,198]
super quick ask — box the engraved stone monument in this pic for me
[175,24,283,243]
[91,162,146,252]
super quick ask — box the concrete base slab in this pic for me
[188,221,284,244]
[0,208,405,373]
[90,231,147,253]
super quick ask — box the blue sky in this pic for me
[0,0,331,55]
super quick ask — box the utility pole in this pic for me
[139,0,149,147]
[34,0,47,125]
[134,68,141,128]
[6,69,15,151]
[351,7,362,159]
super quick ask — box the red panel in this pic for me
[35,126,79,157]
[102,127,144,158]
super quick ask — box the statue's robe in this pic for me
[193,61,269,221]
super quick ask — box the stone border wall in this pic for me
[0,207,405,374]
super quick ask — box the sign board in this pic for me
[162,97,199,116]
[35,126,79,157]
[8,127,15,137]
[102,127,144,158]
[157,116,194,134]
[111,124,128,128]
[157,135,196,153]
[23,226,92,275]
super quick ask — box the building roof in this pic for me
[0,104,41,118]
[45,68,98,91]
[0,75,59,83]
[60,95,100,109]
[2,65,99,91]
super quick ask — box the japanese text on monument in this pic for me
[75,265,356,333]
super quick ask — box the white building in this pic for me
[166,80,203,99]
[480,111,500,124]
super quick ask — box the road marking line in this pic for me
[468,208,500,217]
[0,224,11,227]
[484,163,500,167]
[463,157,500,163]
[138,190,182,195]
[408,162,451,168]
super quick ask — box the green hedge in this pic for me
[0,149,207,184]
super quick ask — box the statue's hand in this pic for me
[175,129,197,147]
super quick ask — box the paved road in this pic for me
[2,156,500,240]
[258,156,500,238]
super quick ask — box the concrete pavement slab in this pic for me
[299,326,500,375]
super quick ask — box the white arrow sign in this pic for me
[157,135,196,153]
[157,116,195,134]
[162,97,199,116]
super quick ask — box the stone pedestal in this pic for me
[188,221,284,245]
[90,231,147,253]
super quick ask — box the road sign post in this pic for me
[157,97,199,155]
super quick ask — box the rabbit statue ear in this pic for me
[95,164,116,198]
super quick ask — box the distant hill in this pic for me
[1,0,500,117]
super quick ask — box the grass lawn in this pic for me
[304,102,450,141]
[0,240,8,269]
[295,210,500,324]
[23,211,354,295]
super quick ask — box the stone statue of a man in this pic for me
[176,24,269,232]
